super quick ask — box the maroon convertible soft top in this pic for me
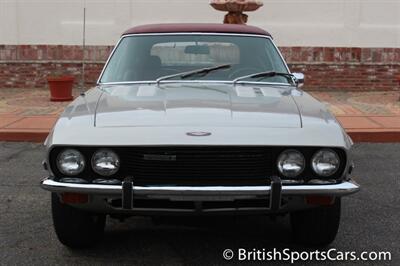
[122,23,271,37]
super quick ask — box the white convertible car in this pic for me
[41,23,360,248]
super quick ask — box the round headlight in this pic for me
[277,150,305,178]
[91,149,120,176]
[56,149,85,176]
[311,149,340,177]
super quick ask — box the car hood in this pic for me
[48,83,351,148]
[94,83,301,128]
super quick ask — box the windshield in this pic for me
[100,34,290,84]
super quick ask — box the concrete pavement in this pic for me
[0,142,398,265]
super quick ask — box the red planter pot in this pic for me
[47,76,74,102]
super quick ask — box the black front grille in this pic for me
[121,147,274,185]
[49,146,346,186]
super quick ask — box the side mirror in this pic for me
[292,72,304,88]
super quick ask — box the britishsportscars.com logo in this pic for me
[222,248,392,263]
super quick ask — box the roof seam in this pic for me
[122,23,271,37]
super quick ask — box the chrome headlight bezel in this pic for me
[277,149,305,178]
[311,149,340,177]
[56,149,86,176]
[91,149,120,176]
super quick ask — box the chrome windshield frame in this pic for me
[98,80,294,87]
[97,32,292,86]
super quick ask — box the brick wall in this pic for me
[0,45,112,89]
[0,45,399,91]
[283,47,400,91]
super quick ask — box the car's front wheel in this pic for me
[51,193,106,248]
[290,198,341,247]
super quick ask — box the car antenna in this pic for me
[80,6,86,96]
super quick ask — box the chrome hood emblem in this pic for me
[186,132,212,137]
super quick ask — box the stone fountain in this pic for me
[210,0,263,24]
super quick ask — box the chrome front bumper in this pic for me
[41,178,359,199]
[41,177,360,214]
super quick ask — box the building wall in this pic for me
[1,0,399,90]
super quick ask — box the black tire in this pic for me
[290,198,341,247]
[51,193,106,248]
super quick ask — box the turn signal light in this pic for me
[305,195,334,205]
[61,193,88,204]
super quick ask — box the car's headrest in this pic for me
[146,55,161,68]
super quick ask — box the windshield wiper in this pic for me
[233,71,294,85]
[156,64,231,84]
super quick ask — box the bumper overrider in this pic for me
[41,176,360,214]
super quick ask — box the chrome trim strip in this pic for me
[97,36,124,84]
[270,36,292,75]
[41,178,360,197]
[99,80,293,86]
[97,33,291,85]
[122,32,272,38]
